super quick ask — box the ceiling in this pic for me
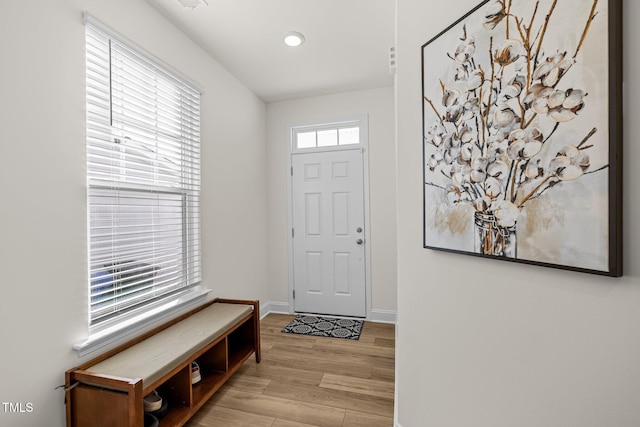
[146,0,396,103]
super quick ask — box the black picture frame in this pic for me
[422,0,622,276]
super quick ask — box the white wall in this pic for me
[266,87,397,314]
[396,1,640,426]
[0,1,267,426]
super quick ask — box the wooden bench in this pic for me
[65,298,260,427]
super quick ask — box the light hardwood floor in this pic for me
[185,313,395,427]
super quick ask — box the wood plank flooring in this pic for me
[185,313,395,427]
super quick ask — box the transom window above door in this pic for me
[292,120,364,152]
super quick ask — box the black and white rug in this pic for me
[281,315,364,340]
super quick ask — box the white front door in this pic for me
[291,149,366,317]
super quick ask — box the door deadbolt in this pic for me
[356,227,363,233]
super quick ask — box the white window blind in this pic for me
[85,20,201,328]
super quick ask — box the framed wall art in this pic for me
[422,0,622,276]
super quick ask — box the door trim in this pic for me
[286,114,372,319]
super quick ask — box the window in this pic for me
[293,124,361,151]
[85,18,202,330]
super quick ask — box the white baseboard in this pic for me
[260,301,291,319]
[370,309,397,324]
[260,301,396,324]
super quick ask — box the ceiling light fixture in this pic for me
[177,0,208,9]
[284,31,305,47]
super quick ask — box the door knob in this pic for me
[356,239,364,245]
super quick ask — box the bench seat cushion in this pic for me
[86,303,253,389]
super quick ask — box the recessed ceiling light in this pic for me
[284,32,305,47]
[177,0,208,8]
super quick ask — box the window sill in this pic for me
[73,287,212,357]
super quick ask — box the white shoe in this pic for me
[143,390,162,412]
[191,361,201,384]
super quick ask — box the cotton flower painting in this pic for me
[422,0,622,275]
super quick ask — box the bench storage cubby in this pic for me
[65,298,260,427]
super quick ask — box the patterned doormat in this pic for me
[281,315,364,340]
